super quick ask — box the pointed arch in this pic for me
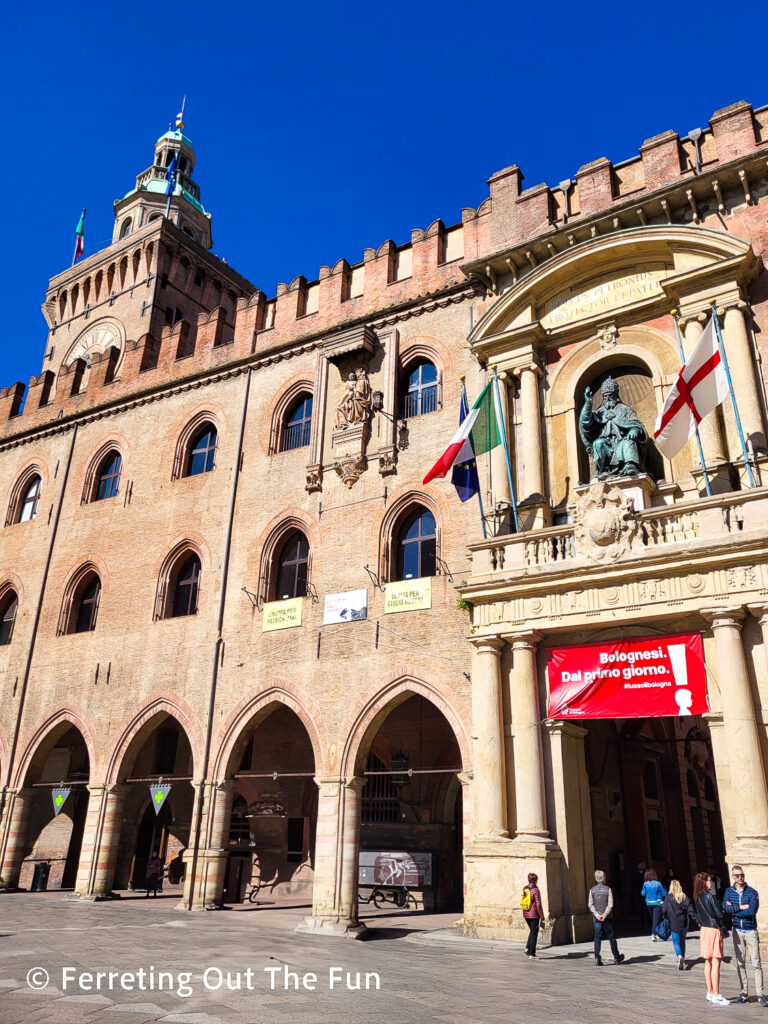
[12,705,98,787]
[212,684,329,779]
[339,669,471,778]
[105,692,205,785]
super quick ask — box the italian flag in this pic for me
[74,208,86,262]
[423,380,501,484]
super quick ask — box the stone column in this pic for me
[508,633,549,839]
[515,363,545,501]
[296,775,366,938]
[748,604,768,677]
[490,371,512,508]
[199,779,235,909]
[74,783,127,899]
[0,787,35,887]
[702,607,768,841]
[469,639,508,839]
[722,302,765,453]
[681,314,727,465]
[180,779,206,911]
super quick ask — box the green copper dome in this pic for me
[156,129,194,149]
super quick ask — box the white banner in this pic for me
[323,589,367,625]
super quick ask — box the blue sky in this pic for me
[3,1,767,388]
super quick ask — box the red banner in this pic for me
[547,632,708,719]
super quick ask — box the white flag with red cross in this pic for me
[654,314,730,458]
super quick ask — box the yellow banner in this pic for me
[262,597,303,632]
[384,577,432,614]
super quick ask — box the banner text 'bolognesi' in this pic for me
[547,632,708,719]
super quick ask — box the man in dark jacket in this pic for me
[723,865,766,1006]
[588,869,625,967]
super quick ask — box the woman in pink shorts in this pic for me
[694,872,729,1006]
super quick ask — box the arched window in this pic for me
[186,426,217,476]
[19,476,42,523]
[171,554,200,617]
[276,532,310,600]
[396,507,437,580]
[282,395,313,451]
[119,219,132,239]
[0,591,18,645]
[73,574,101,633]
[400,361,438,418]
[95,452,122,500]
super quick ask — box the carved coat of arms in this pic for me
[573,483,638,561]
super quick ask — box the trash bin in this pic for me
[31,861,50,892]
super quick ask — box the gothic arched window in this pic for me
[396,507,437,580]
[400,361,438,418]
[0,591,18,646]
[275,532,310,600]
[172,554,201,617]
[281,395,313,451]
[19,476,42,523]
[186,426,217,476]
[95,452,122,501]
[73,573,101,634]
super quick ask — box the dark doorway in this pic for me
[584,715,726,930]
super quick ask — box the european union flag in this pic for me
[165,153,179,196]
[451,390,480,502]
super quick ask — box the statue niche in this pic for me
[332,366,373,488]
[579,374,648,481]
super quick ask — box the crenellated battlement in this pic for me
[2,100,767,444]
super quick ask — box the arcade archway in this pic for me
[355,693,464,913]
[221,703,317,907]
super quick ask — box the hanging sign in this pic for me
[323,589,367,625]
[52,788,71,816]
[149,782,171,815]
[547,632,708,719]
[384,578,432,614]
[262,597,303,632]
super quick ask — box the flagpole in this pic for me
[671,309,712,497]
[709,299,756,487]
[460,376,487,538]
[490,365,520,533]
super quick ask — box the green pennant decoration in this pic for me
[52,788,71,816]
[149,782,171,815]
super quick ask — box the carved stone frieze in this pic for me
[572,482,638,561]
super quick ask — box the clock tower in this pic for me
[39,115,255,392]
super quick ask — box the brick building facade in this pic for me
[1,101,768,943]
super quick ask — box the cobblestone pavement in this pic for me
[0,892,766,1023]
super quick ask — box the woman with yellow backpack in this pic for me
[521,872,546,958]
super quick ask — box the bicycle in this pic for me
[358,884,414,909]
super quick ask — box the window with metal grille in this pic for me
[396,507,437,581]
[275,532,309,600]
[281,396,313,452]
[399,361,438,419]
[95,453,122,500]
[19,476,42,522]
[0,591,18,645]
[362,754,399,823]
[74,574,101,633]
[186,426,217,476]
[172,555,200,617]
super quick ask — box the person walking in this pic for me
[588,869,625,967]
[662,879,694,970]
[694,871,729,1006]
[723,864,766,1006]
[521,872,545,958]
[145,849,163,898]
[641,868,666,939]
